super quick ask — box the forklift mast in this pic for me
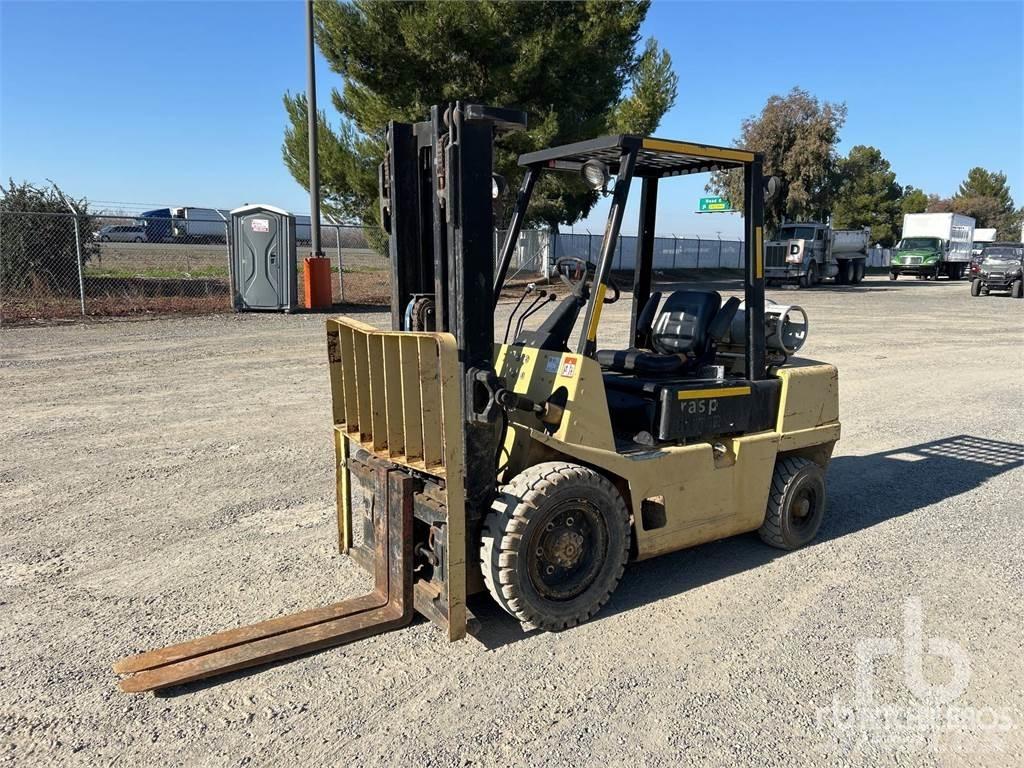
[381,103,527,512]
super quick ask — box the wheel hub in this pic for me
[793,497,811,518]
[546,530,585,568]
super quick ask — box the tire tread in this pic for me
[480,461,630,631]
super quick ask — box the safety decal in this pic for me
[560,357,578,378]
[251,219,270,233]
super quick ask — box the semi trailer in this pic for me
[764,221,870,287]
[890,213,975,280]
[139,207,229,243]
[139,207,325,244]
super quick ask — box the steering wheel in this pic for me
[554,257,620,304]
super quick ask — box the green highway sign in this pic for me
[698,196,733,213]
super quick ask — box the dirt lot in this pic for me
[2,276,1022,766]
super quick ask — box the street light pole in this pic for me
[306,0,323,257]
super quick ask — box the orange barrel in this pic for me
[303,257,333,309]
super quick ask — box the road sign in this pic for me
[698,196,732,212]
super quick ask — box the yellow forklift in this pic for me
[115,103,840,692]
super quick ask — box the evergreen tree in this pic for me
[282,0,677,235]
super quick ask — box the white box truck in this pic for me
[890,213,975,280]
[972,227,997,257]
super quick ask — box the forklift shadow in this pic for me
[471,434,1024,649]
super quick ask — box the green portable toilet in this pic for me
[230,204,298,311]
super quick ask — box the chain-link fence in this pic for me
[1,207,754,324]
[0,210,388,323]
[553,231,746,271]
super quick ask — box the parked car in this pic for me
[95,224,146,243]
[970,243,1024,298]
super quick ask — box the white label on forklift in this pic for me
[251,218,270,233]
[560,357,578,378]
[545,357,560,374]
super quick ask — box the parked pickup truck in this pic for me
[764,221,870,288]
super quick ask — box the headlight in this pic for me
[581,159,610,191]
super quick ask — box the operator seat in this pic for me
[597,290,740,376]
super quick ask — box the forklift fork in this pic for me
[113,468,414,693]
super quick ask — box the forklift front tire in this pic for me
[480,462,630,632]
[1012,279,1023,299]
[971,279,982,297]
[758,457,826,551]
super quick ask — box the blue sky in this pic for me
[2,1,1021,238]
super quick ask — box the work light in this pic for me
[581,159,610,191]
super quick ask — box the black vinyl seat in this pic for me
[598,290,737,376]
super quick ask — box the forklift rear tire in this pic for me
[889,272,898,281]
[480,461,630,631]
[758,457,826,551]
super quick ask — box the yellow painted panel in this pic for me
[642,138,754,163]
[677,386,750,400]
[527,429,778,559]
[338,325,360,432]
[755,226,763,279]
[382,336,404,457]
[366,335,387,451]
[353,330,372,441]
[775,361,840,433]
[335,428,351,553]
[418,336,443,467]
[326,324,346,425]
[586,284,607,342]
[399,337,424,462]
[435,332,467,640]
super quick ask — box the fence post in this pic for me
[672,235,678,269]
[224,221,236,310]
[216,211,235,311]
[716,235,723,269]
[336,225,344,303]
[60,196,86,315]
[0,211,4,324]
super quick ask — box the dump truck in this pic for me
[114,104,842,693]
[890,212,975,280]
[764,221,870,287]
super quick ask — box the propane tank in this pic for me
[724,300,808,355]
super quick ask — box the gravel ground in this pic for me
[2,275,1022,767]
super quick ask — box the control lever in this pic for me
[513,293,556,340]
[503,283,536,344]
